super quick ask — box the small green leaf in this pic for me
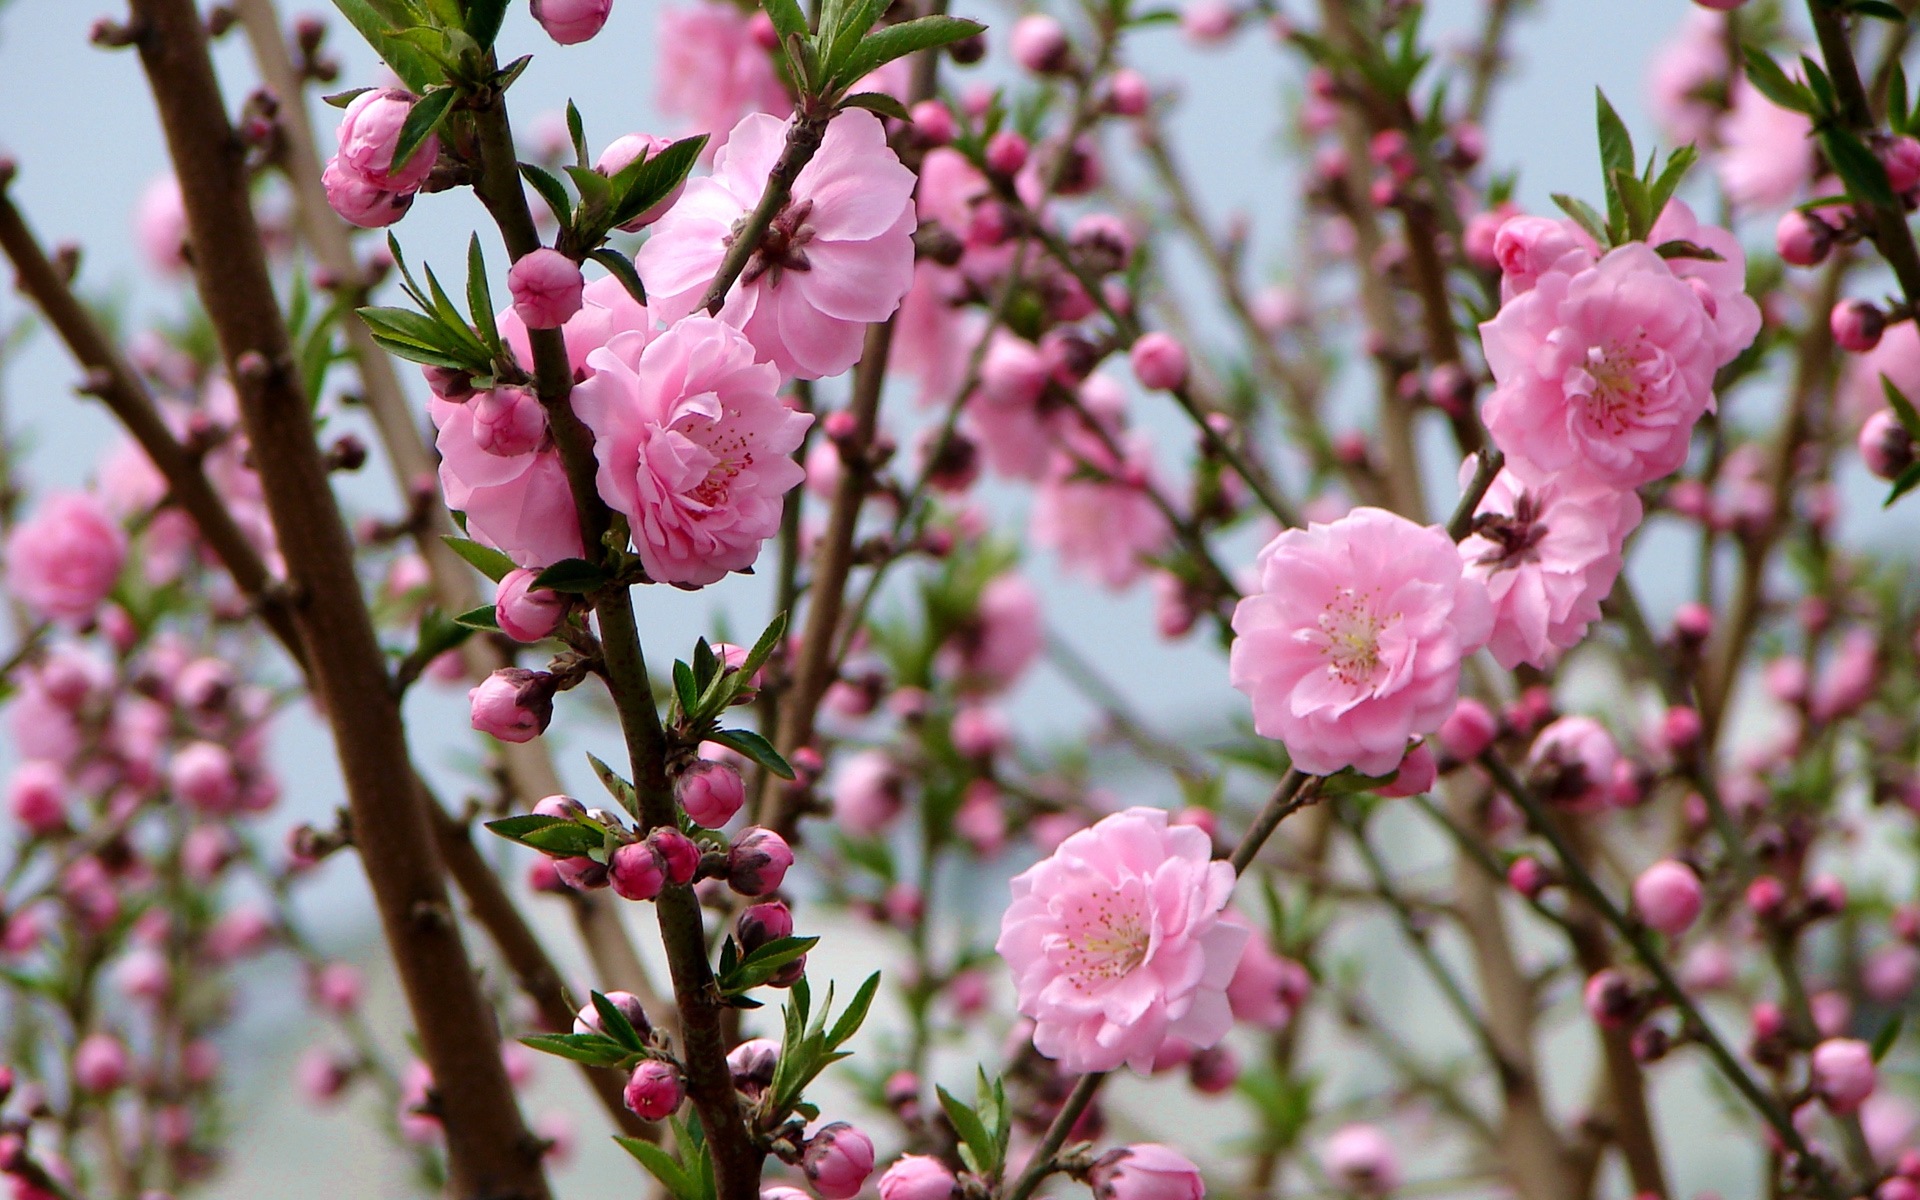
[520,163,575,229]
[1595,89,1635,235]
[328,0,443,92]
[565,163,616,209]
[1653,239,1725,262]
[452,604,500,631]
[1743,52,1815,115]
[590,247,647,307]
[1874,1013,1904,1061]
[467,235,501,356]
[587,752,640,817]
[760,0,810,45]
[719,936,820,994]
[1550,192,1610,249]
[827,971,879,1048]
[1888,461,1920,506]
[1822,126,1899,208]
[708,728,795,779]
[592,990,647,1050]
[938,1085,994,1173]
[606,134,708,230]
[839,91,913,121]
[519,1032,633,1067]
[1883,374,1920,440]
[531,558,611,594]
[464,0,509,46]
[1854,0,1908,19]
[485,814,606,857]
[616,1138,700,1199]
[742,612,787,679]
[831,16,985,91]
[1646,144,1699,218]
[394,86,457,173]
[321,87,374,109]
[442,535,517,582]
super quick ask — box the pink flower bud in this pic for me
[1507,855,1551,900]
[951,704,1008,758]
[1107,68,1150,117]
[1071,213,1135,275]
[1583,969,1638,1030]
[335,88,439,194]
[1376,742,1435,797]
[1693,0,1748,9]
[737,900,795,955]
[509,249,586,331]
[1010,14,1070,73]
[1438,698,1497,762]
[8,763,67,836]
[804,1124,876,1200]
[470,386,547,457]
[1187,1044,1238,1094]
[728,827,794,896]
[468,669,554,743]
[728,1038,780,1098]
[423,365,475,401]
[649,827,700,885]
[596,133,685,229]
[495,568,569,642]
[1885,136,1920,192]
[574,990,651,1037]
[609,842,667,901]
[531,0,613,44]
[878,1155,957,1200]
[169,741,239,813]
[1805,873,1848,919]
[557,854,610,890]
[623,1059,687,1120]
[1180,0,1237,44]
[677,760,746,827]
[312,961,363,1013]
[73,1033,129,1093]
[1812,1037,1877,1114]
[1832,299,1888,353]
[1673,602,1714,643]
[1632,860,1703,936]
[1130,332,1190,391]
[1775,210,1833,267]
[1861,409,1918,481]
[1319,1126,1401,1195]
[909,101,954,146]
[1746,875,1787,919]
[1660,706,1703,754]
[985,131,1030,177]
[298,1047,352,1103]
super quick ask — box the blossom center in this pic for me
[1472,492,1549,570]
[1315,588,1390,689]
[1058,887,1150,990]
[737,198,817,286]
[1568,337,1651,434]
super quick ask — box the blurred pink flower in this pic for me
[5,493,127,627]
[1031,426,1171,591]
[1717,77,1817,211]
[656,2,791,147]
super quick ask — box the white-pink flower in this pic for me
[1229,507,1491,777]
[1459,464,1643,670]
[637,110,917,380]
[572,316,810,586]
[995,806,1247,1075]
[1480,242,1719,489]
[6,493,127,627]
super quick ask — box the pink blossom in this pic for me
[1633,859,1703,936]
[1130,333,1190,391]
[1321,1124,1402,1194]
[134,175,188,275]
[508,249,586,330]
[1528,716,1623,809]
[572,316,809,586]
[1031,427,1171,591]
[73,1033,128,1094]
[169,741,239,813]
[1717,78,1817,210]
[1492,214,1594,302]
[1480,242,1719,489]
[321,158,412,228]
[1840,320,1920,428]
[6,493,127,627]
[1089,1145,1204,1200]
[494,568,569,642]
[498,273,657,381]
[995,806,1247,1074]
[1647,200,1763,367]
[1458,465,1642,669]
[938,574,1043,692]
[7,763,67,836]
[830,750,902,836]
[1229,507,1491,776]
[676,759,746,827]
[637,110,917,380]
[878,1155,956,1200]
[1811,626,1880,722]
[1221,910,1307,1031]
[623,1059,686,1119]
[469,386,547,458]
[1646,11,1728,146]
[432,397,583,569]
[656,3,791,148]
[1813,1038,1877,1114]
[804,1124,875,1200]
[967,333,1059,479]
[1010,14,1071,73]
[469,668,554,743]
[335,89,438,193]
[532,0,612,44]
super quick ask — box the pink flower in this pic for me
[1492,214,1594,302]
[6,493,127,627]
[1812,1038,1877,1114]
[656,2,791,148]
[623,1059,686,1120]
[637,110,917,380]
[1089,1145,1204,1200]
[134,175,188,275]
[804,1124,875,1200]
[830,750,902,836]
[572,316,809,586]
[1458,464,1642,670]
[494,568,569,642]
[1633,859,1703,936]
[1321,1124,1402,1194]
[995,806,1247,1074]
[1032,427,1172,591]
[1221,910,1308,1031]
[1010,14,1071,73]
[508,249,586,331]
[322,158,413,228]
[676,759,746,827]
[1528,716,1622,809]
[609,842,667,901]
[728,827,794,895]
[324,87,439,225]
[469,668,554,743]
[1646,10,1728,146]
[878,1155,956,1200]
[73,1033,129,1094]
[432,396,584,569]
[1717,77,1817,211]
[1480,242,1719,489]
[1646,200,1763,368]
[169,741,239,813]
[498,273,657,380]
[1840,320,1920,428]
[532,0,612,44]
[8,762,67,836]
[469,386,548,458]
[1229,508,1491,777]
[1130,333,1190,391]
[937,573,1043,693]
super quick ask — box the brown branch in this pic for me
[123,3,549,1194]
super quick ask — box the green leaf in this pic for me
[519,1032,634,1067]
[1595,89,1635,236]
[1821,126,1899,208]
[1883,374,1920,440]
[1743,52,1814,115]
[760,0,810,45]
[839,91,913,121]
[451,604,499,631]
[394,86,456,172]
[1653,239,1725,262]
[442,535,517,582]
[1854,0,1908,18]
[484,814,605,855]
[1893,61,1913,136]
[831,16,985,91]
[1550,192,1610,249]
[1609,167,1650,242]
[708,728,795,779]
[719,936,820,994]
[421,262,495,360]
[587,752,640,817]
[566,101,591,170]
[464,0,509,46]
[329,0,443,91]
[592,990,647,1050]
[322,87,374,108]
[824,0,888,75]
[1874,1013,1904,1061]
[590,248,647,307]
[413,606,472,666]
[520,163,575,229]
[616,1138,700,1199]
[826,970,879,1048]
[565,163,616,210]
[1888,461,1920,506]
[356,305,485,368]
[938,1086,994,1176]
[466,235,501,356]
[742,612,786,679]
[1646,144,1699,218]
[605,134,709,230]
[531,557,611,593]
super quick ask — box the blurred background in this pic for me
[0,0,1884,1194]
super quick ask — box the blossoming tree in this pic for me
[4,0,1920,1198]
